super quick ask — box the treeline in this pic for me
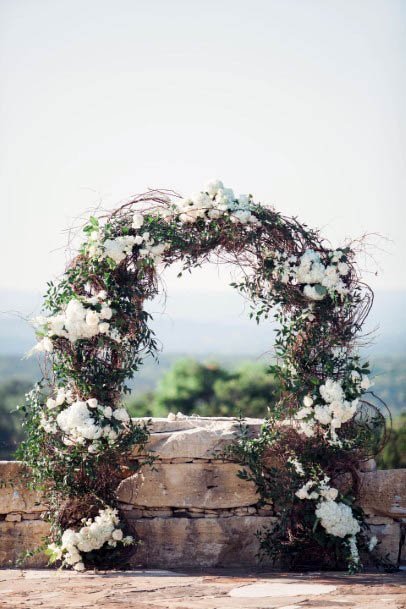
[0,359,404,468]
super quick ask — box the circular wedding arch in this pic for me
[22,180,383,572]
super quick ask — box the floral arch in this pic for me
[20,180,384,572]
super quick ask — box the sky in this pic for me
[0,0,405,308]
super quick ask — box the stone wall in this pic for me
[0,417,405,569]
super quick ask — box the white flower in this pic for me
[315,500,360,538]
[288,457,304,476]
[103,236,136,264]
[55,389,67,406]
[299,421,315,437]
[205,179,224,197]
[296,480,318,500]
[368,535,378,551]
[314,405,332,425]
[103,406,113,419]
[87,398,98,409]
[113,408,130,422]
[207,208,221,220]
[73,562,85,571]
[231,210,252,224]
[122,535,134,546]
[98,322,110,334]
[303,395,314,408]
[100,306,112,320]
[112,529,123,541]
[132,212,144,230]
[85,310,100,327]
[28,336,54,356]
[330,250,343,263]
[295,406,312,420]
[46,397,57,410]
[360,375,373,390]
[303,284,327,301]
[319,379,344,404]
[57,401,102,443]
[337,262,349,276]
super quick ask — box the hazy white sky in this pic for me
[1,0,405,298]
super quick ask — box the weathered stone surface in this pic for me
[117,462,259,509]
[5,513,22,522]
[358,469,406,519]
[130,515,276,568]
[0,461,47,514]
[133,417,263,460]
[0,520,50,567]
[2,570,406,609]
[368,521,402,565]
[358,459,377,472]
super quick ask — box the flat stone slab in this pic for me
[229,582,337,597]
[117,462,259,509]
[0,462,48,514]
[133,417,263,460]
[130,515,276,568]
[358,469,406,519]
[0,520,50,567]
[0,570,405,609]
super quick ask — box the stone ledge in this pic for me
[130,515,276,568]
[133,417,263,460]
[0,520,50,567]
[358,469,406,519]
[0,461,48,515]
[117,461,259,509]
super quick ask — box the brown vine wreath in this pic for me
[19,179,386,572]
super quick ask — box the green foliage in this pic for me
[376,414,406,469]
[126,359,281,418]
[0,379,30,459]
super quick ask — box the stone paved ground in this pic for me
[0,569,405,609]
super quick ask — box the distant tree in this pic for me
[0,379,30,459]
[376,413,406,469]
[127,358,281,419]
[153,359,230,416]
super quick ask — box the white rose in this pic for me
[73,562,85,571]
[46,397,57,410]
[303,396,313,408]
[113,408,130,422]
[112,529,123,541]
[337,262,349,276]
[87,398,98,408]
[98,322,110,334]
[103,406,113,419]
[100,306,112,320]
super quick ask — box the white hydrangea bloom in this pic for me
[319,379,344,404]
[50,508,132,570]
[315,500,360,538]
[103,235,137,264]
